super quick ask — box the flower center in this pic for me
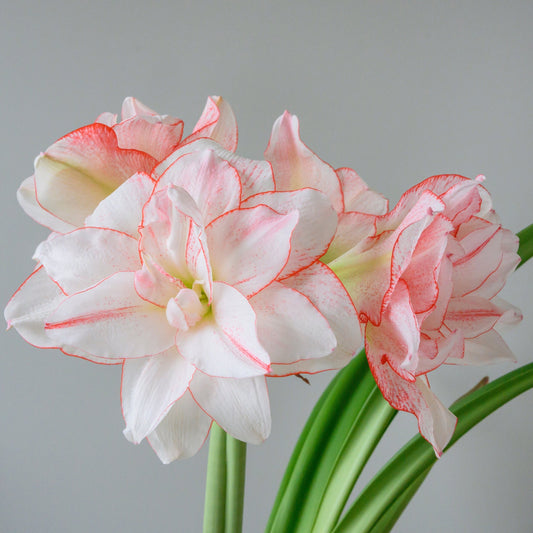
[165,282,210,331]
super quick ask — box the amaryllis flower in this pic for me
[6,145,360,462]
[17,95,237,233]
[329,174,522,454]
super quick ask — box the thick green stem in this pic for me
[225,435,247,533]
[203,424,227,533]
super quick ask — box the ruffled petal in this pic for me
[207,205,298,297]
[147,390,212,463]
[34,228,141,294]
[249,281,336,367]
[176,282,270,377]
[336,167,388,214]
[265,111,344,212]
[191,372,270,444]
[121,97,159,120]
[45,272,175,359]
[122,348,195,443]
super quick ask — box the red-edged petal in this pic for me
[176,282,270,378]
[17,176,76,233]
[242,189,337,278]
[456,329,517,365]
[190,372,270,444]
[265,112,344,213]
[45,272,175,359]
[122,348,195,444]
[336,167,388,214]
[147,390,212,463]
[121,97,159,120]
[184,96,238,152]
[135,255,184,307]
[249,281,336,366]
[207,205,298,297]
[34,228,141,295]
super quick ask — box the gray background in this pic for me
[1,1,532,532]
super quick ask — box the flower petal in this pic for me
[45,272,175,359]
[265,111,344,213]
[250,281,336,367]
[122,348,195,443]
[147,390,212,463]
[241,189,337,278]
[177,282,270,378]
[35,228,141,294]
[207,205,298,297]
[336,167,388,214]
[191,372,271,444]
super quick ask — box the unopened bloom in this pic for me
[330,174,522,454]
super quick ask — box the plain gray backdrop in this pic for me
[1,1,532,532]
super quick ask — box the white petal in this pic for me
[147,390,212,463]
[191,372,271,444]
[122,348,195,443]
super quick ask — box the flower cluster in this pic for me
[5,97,521,460]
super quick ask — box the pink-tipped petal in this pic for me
[34,228,141,295]
[121,97,158,120]
[177,282,270,378]
[336,167,388,214]
[207,205,298,297]
[85,172,155,237]
[265,112,344,213]
[242,189,338,278]
[250,281,336,366]
[147,391,212,463]
[45,272,175,359]
[122,348,195,443]
[191,373,270,444]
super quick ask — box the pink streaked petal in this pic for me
[242,189,337,278]
[122,348,195,444]
[45,272,175,359]
[113,116,184,162]
[454,329,517,365]
[282,262,361,372]
[190,373,270,444]
[157,150,241,225]
[185,96,238,152]
[34,228,141,295]
[134,255,184,307]
[415,331,464,375]
[177,282,270,378]
[207,205,298,297]
[85,172,155,238]
[249,281,336,366]
[265,112,344,213]
[365,280,420,381]
[35,124,156,226]
[147,390,212,463]
[336,167,388,214]
[5,266,66,348]
[422,254,453,331]
[17,176,77,233]
[121,97,158,120]
[367,346,456,456]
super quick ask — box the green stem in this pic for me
[310,386,396,533]
[333,362,533,533]
[225,435,247,533]
[203,423,227,533]
[517,223,533,267]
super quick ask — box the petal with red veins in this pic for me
[17,176,76,233]
[147,390,212,463]
[176,282,270,378]
[85,172,155,238]
[456,329,517,365]
[265,112,344,213]
[249,281,336,366]
[157,150,241,225]
[45,272,175,359]
[184,96,238,152]
[135,255,184,307]
[35,228,141,294]
[336,167,388,214]
[278,262,360,375]
[207,205,298,298]
[35,124,156,226]
[242,189,337,278]
[5,265,66,348]
[415,331,464,375]
[191,372,270,444]
[122,348,195,444]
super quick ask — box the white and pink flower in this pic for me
[330,174,522,454]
